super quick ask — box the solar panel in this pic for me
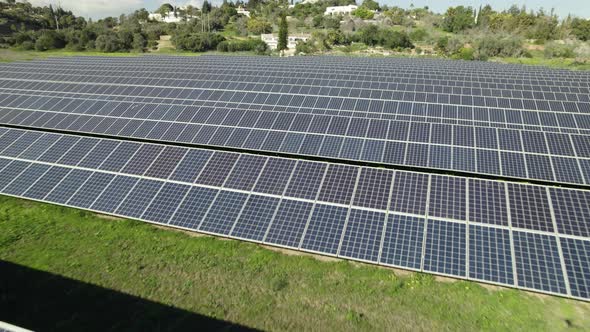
[1,54,590,301]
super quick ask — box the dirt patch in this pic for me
[152,224,210,238]
[435,275,459,283]
[94,213,125,221]
[153,35,174,52]
[260,244,342,262]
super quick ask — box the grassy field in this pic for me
[0,195,589,331]
[3,48,590,71]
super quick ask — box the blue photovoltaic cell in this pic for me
[508,184,553,232]
[90,175,139,213]
[115,179,163,219]
[284,161,326,200]
[549,188,590,237]
[301,204,348,255]
[560,238,590,299]
[254,158,296,195]
[199,190,248,235]
[168,186,217,230]
[23,166,71,201]
[469,225,514,284]
[380,214,424,269]
[318,164,358,205]
[56,137,99,166]
[224,154,267,191]
[196,152,239,187]
[424,220,466,277]
[0,160,32,191]
[429,145,452,170]
[264,199,313,248]
[231,195,279,241]
[552,157,584,184]
[500,152,527,179]
[142,182,191,223]
[469,179,508,226]
[121,144,164,176]
[36,136,80,163]
[429,176,466,220]
[77,140,120,168]
[143,146,187,179]
[339,209,385,262]
[389,171,428,215]
[99,141,141,172]
[525,154,554,181]
[44,168,92,204]
[0,158,11,172]
[2,163,50,196]
[352,168,393,210]
[169,149,212,183]
[1,131,42,157]
[67,172,115,209]
[513,231,567,294]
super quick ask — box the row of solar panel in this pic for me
[0,153,587,300]
[3,91,589,135]
[25,55,590,81]
[1,126,589,238]
[2,107,589,186]
[3,74,589,110]
[2,66,588,100]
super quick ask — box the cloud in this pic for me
[25,0,145,18]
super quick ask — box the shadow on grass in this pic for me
[0,260,258,332]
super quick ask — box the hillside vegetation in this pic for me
[1,0,589,66]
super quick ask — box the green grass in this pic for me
[492,56,590,71]
[0,195,589,331]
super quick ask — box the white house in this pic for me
[324,5,358,16]
[261,34,311,50]
[148,6,197,23]
[236,6,250,17]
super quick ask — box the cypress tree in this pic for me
[277,13,288,53]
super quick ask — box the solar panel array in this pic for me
[0,55,589,301]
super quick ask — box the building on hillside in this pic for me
[324,5,358,16]
[261,34,311,50]
[148,6,197,23]
[236,6,251,17]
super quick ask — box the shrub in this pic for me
[20,40,34,50]
[216,39,269,54]
[454,47,475,60]
[295,40,317,55]
[379,29,413,49]
[173,32,225,52]
[95,33,121,52]
[352,7,374,20]
[34,31,66,51]
[475,35,526,58]
[409,28,428,42]
[544,42,575,58]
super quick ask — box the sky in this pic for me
[23,0,590,20]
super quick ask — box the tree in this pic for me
[379,29,413,49]
[571,18,590,41]
[132,33,146,51]
[352,7,374,20]
[356,24,379,46]
[157,3,174,16]
[202,1,212,14]
[361,0,380,11]
[442,6,475,33]
[247,17,272,34]
[477,4,494,27]
[277,13,288,52]
[134,8,150,21]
